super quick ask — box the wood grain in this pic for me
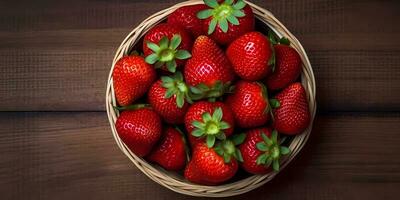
[0,0,399,111]
[1,0,400,199]
[0,112,399,200]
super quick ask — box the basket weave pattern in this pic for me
[106,0,316,197]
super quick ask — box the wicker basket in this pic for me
[106,0,316,197]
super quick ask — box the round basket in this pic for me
[106,0,316,197]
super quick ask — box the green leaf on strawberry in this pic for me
[161,72,192,108]
[269,98,280,108]
[279,37,291,45]
[145,35,192,73]
[267,30,292,72]
[255,130,290,171]
[197,0,248,34]
[231,133,246,145]
[191,107,231,148]
[190,81,231,101]
[214,137,243,163]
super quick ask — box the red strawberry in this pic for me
[239,128,290,174]
[266,41,302,90]
[184,157,215,185]
[272,82,310,135]
[148,72,192,124]
[184,101,234,147]
[113,55,156,106]
[227,81,270,128]
[184,137,244,185]
[197,0,255,45]
[227,32,273,81]
[143,23,193,72]
[115,108,162,157]
[167,4,208,37]
[147,127,188,171]
[184,36,234,99]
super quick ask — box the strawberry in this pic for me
[184,36,234,100]
[115,108,162,157]
[147,127,188,171]
[227,32,273,81]
[184,101,234,147]
[197,0,255,45]
[148,72,192,124]
[184,135,244,185]
[143,23,193,73]
[272,82,310,135]
[266,32,302,90]
[184,157,215,185]
[226,81,270,128]
[239,128,290,174]
[113,55,156,106]
[167,4,208,37]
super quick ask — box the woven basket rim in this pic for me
[105,0,316,197]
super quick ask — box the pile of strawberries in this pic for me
[113,0,310,185]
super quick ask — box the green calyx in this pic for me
[190,81,232,101]
[268,30,291,46]
[214,133,246,163]
[269,98,280,109]
[145,35,192,73]
[197,0,247,34]
[161,72,193,108]
[257,82,280,121]
[267,30,291,72]
[255,130,290,171]
[191,107,231,148]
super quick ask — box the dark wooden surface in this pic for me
[0,0,399,199]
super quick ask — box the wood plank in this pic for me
[1,34,399,112]
[0,112,399,199]
[0,0,399,111]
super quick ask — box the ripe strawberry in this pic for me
[184,101,234,147]
[184,157,214,185]
[239,128,290,174]
[184,136,244,185]
[184,36,234,99]
[272,82,310,135]
[197,0,255,45]
[266,33,302,90]
[227,32,273,81]
[115,108,162,157]
[167,4,208,37]
[143,23,193,72]
[226,81,270,128]
[148,72,192,124]
[147,127,188,171]
[113,55,156,106]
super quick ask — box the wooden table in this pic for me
[1,0,399,199]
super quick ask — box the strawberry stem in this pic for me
[191,107,231,148]
[197,0,247,34]
[255,130,290,171]
[213,134,245,163]
[145,35,191,73]
[190,81,231,101]
[161,72,192,108]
